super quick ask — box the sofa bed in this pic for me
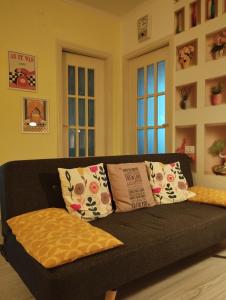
[1,153,226,300]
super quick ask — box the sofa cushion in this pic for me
[58,163,113,221]
[107,162,156,212]
[7,208,123,268]
[188,185,226,207]
[145,161,195,204]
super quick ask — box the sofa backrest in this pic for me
[0,153,193,237]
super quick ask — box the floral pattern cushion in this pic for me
[145,161,195,204]
[58,163,113,221]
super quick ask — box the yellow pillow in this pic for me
[7,208,123,268]
[188,186,226,207]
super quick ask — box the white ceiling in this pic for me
[70,0,149,16]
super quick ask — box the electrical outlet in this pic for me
[185,145,195,154]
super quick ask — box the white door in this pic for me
[125,46,170,154]
[62,52,105,157]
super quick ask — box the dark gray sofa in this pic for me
[1,153,226,300]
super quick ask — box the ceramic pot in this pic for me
[212,48,224,60]
[211,93,223,105]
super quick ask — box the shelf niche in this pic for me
[176,39,198,70]
[205,123,226,175]
[175,125,196,172]
[206,27,226,61]
[205,75,226,106]
[206,0,218,21]
[176,82,197,110]
[190,0,201,28]
[175,8,185,34]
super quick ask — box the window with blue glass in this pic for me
[67,65,95,157]
[137,60,166,154]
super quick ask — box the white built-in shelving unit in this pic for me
[174,0,226,188]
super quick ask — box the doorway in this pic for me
[62,52,106,157]
[124,45,170,154]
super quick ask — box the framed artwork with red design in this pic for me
[22,97,48,133]
[8,51,37,91]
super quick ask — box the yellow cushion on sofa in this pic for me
[188,186,226,207]
[7,208,123,268]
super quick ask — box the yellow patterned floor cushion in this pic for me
[188,186,226,207]
[7,208,123,268]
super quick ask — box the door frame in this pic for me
[56,40,113,157]
[122,35,174,154]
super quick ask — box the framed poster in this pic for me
[137,15,151,43]
[22,98,48,133]
[8,51,37,91]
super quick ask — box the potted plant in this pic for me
[209,139,226,156]
[208,139,226,175]
[211,31,226,59]
[210,84,223,105]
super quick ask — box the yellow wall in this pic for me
[121,0,174,55]
[0,0,122,164]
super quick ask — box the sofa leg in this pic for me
[105,289,117,300]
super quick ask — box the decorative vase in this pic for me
[177,10,183,33]
[211,0,215,18]
[215,51,219,59]
[213,49,224,59]
[191,3,197,27]
[207,0,212,19]
[211,93,223,105]
[180,99,186,109]
[219,48,224,57]
[182,59,190,69]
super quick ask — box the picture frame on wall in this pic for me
[8,51,37,91]
[22,97,48,133]
[137,15,151,42]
